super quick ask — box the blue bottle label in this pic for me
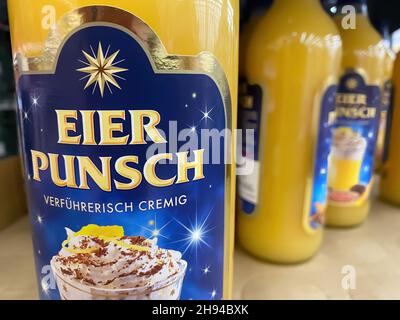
[376,79,393,166]
[17,16,230,300]
[328,70,381,207]
[237,79,336,229]
[382,80,394,113]
[237,78,262,215]
[307,85,337,230]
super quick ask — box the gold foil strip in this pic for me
[16,5,232,134]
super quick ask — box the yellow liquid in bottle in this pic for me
[8,0,238,299]
[239,11,265,77]
[380,53,400,205]
[237,0,342,264]
[376,48,395,170]
[326,6,386,228]
[328,158,363,190]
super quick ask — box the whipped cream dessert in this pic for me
[51,227,185,298]
[331,129,367,160]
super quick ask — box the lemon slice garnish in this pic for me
[75,225,124,238]
[62,225,151,254]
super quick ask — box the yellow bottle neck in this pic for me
[336,3,368,16]
[270,0,323,14]
[334,0,373,33]
[334,11,375,34]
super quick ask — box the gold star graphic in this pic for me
[77,42,128,97]
[346,78,358,90]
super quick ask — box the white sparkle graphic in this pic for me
[141,216,171,240]
[32,96,40,107]
[23,111,29,120]
[192,229,201,241]
[185,124,197,135]
[210,290,217,299]
[185,104,189,108]
[186,121,198,134]
[368,131,374,139]
[200,106,214,124]
[320,168,327,175]
[202,266,211,275]
[192,92,197,99]
[364,166,370,172]
[37,215,44,224]
[173,206,214,256]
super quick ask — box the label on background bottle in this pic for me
[17,9,230,300]
[306,85,337,231]
[237,78,262,215]
[237,78,336,229]
[328,70,381,207]
[382,80,395,163]
[376,79,393,165]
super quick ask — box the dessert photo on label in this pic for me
[51,225,187,300]
[328,128,369,205]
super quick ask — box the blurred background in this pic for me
[0,0,25,231]
[236,0,400,300]
[241,0,400,50]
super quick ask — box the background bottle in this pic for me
[0,0,26,230]
[370,1,396,171]
[237,0,342,264]
[239,0,272,77]
[380,52,400,205]
[326,0,386,227]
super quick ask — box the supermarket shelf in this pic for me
[0,217,36,300]
[234,198,400,300]
[1,197,400,300]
